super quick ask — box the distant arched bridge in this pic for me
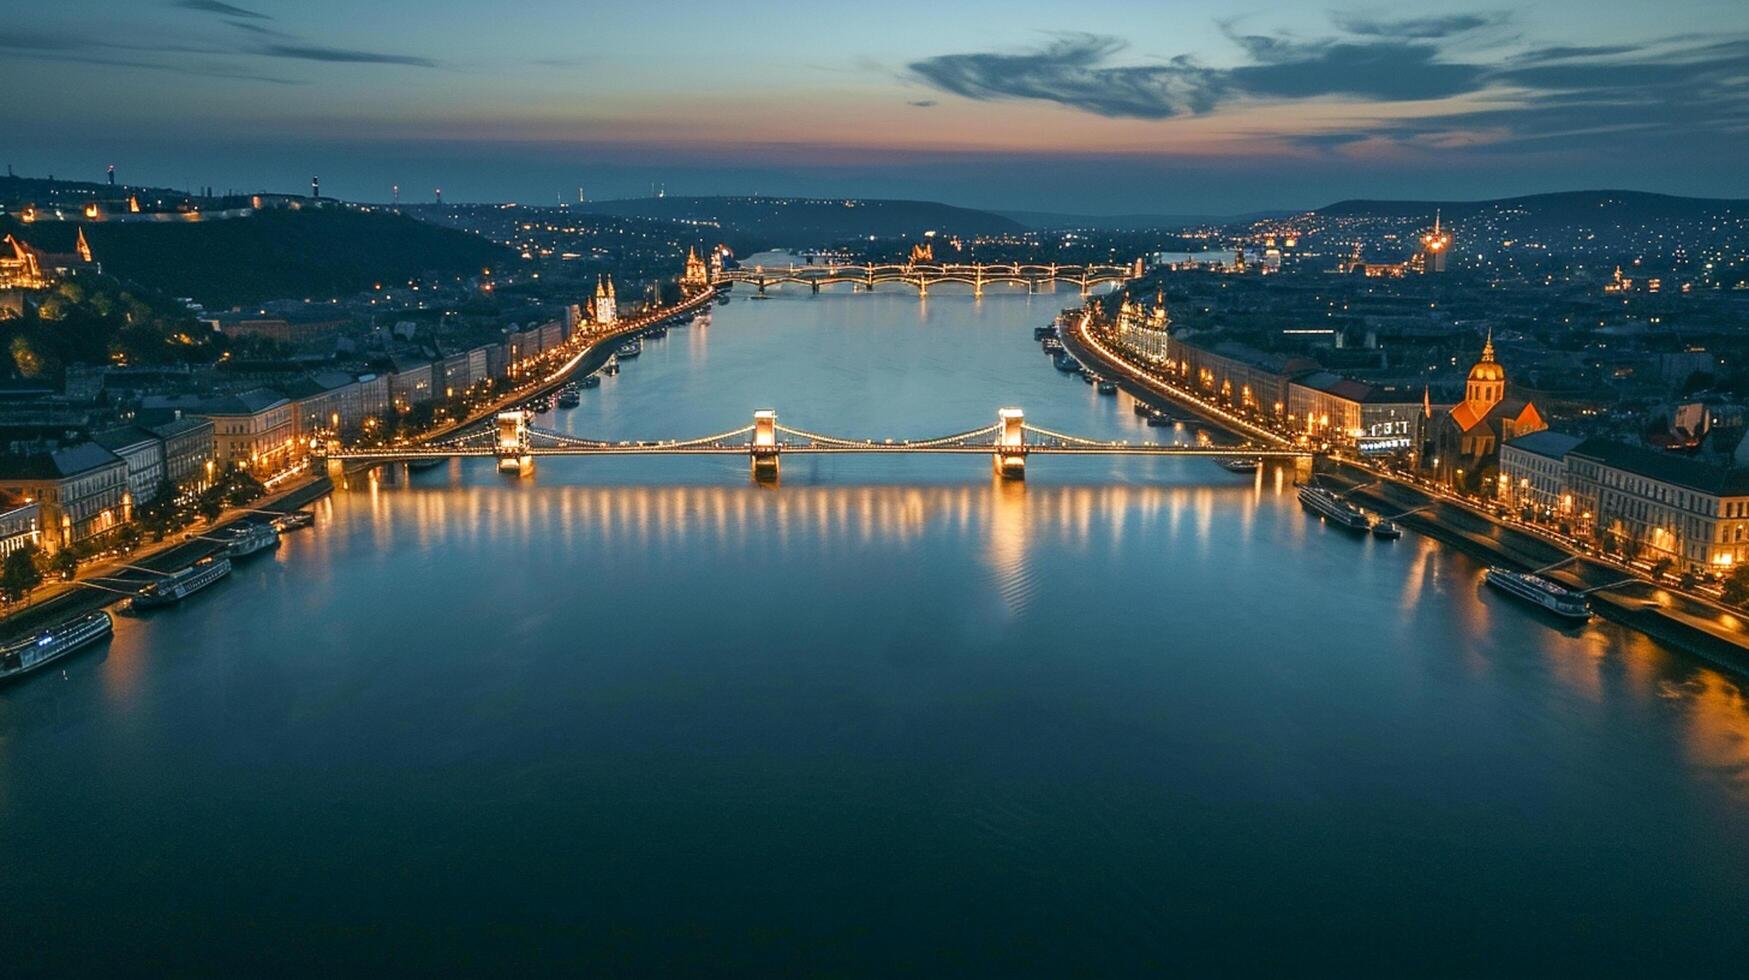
[715,261,1142,296]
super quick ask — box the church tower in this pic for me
[1465,331,1506,415]
[594,276,618,326]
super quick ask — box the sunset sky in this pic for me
[4,0,1746,212]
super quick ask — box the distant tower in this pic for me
[311,175,320,199]
[106,164,115,187]
[392,184,400,205]
[1420,210,1451,273]
[435,187,443,205]
[594,276,618,325]
[683,246,710,289]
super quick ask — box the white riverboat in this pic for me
[131,558,232,610]
[0,612,113,682]
[1297,484,1372,531]
[1485,567,1592,620]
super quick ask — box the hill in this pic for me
[579,196,1024,247]
[4,208,508,308]
[1315,189,1746,222]
[999,209,1295,231]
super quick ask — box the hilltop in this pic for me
[3,207,508,308]
[1315,189,1746,221]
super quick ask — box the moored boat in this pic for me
[1219,458,1260,473]
[0,611,112,683]
[557,385,581,408]
[131,558,232,610]
[1033,324,1056,340]
[1053,354,1080,373]
[1145,411,1174,427]
[617,339,643,358]
[579,373,601,388]
[1297,484,1372,531]
[407,457,445,472]
[223,522,280,559]
[1371,519,1403,539]
[272,510,315,531]
[1486,566,1591,620]
[1097,380,1118,395]
[603,355,619,375]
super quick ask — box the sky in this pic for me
[3,0,1747,214]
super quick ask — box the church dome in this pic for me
[1468,335,1505,383]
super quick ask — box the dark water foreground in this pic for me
[4,289,1747,975]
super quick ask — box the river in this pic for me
[4,285,1748,975]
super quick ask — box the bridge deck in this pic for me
[326,444,1308,460]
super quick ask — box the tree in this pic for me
[1649,557,1674,581]
[50,550,78,581]
[0,544,43,601]
[1723,565,1749,607]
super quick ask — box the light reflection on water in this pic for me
[3,289,1749,974]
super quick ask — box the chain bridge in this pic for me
[319,409,1311,480]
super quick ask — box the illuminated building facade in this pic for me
[1114,291,1170,365]
[0,443,129,553]
[682,247,710,290]
[1566,438,1749,572]
[594,275,618,325]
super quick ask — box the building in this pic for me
[1429,334,1547,491]
[1499,431,1585,519]
[0,443,129,552]
[190,389,296,477]
[1286,373,1427,454]
[1164,335,1308,418]
[1419,212,1451,273]
[682,247,710,290]
[144,415,215,498]
[92,425,167,514]
[0,494,41,558]
[1565,438,1749,572]
[1114,291,1170,365]
[593,276,618,326]
[388,357,436,411]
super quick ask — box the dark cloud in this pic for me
[172,0,271,19]
[1332,12,1503,39]
[256,43,438,67]
[907,19,1749,165]
[1287,132,1372,150]
[908,33,1215,119]
[907,99,938,107]
[226,20,292,38]
[1225,35,1485,101]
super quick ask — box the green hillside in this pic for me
[6,207,508,308]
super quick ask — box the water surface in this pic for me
[4,286,1748,975]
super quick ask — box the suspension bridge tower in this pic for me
[496,411,533,475]
[751,409,780,480]
[995,408,1027,480]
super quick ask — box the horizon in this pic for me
[5,1,1746,212]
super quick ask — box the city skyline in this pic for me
[4,0,1747,212]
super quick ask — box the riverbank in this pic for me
[1066,309,1749,672]
[0,475,333,643]
[1,290,719,639]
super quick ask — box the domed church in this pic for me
[1429,333,1546,491]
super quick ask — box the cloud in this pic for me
[906,18,1749,164]
[1332,12,1503,39]
[256,43,438,67]
[1224,34,1485,101]
[1287,132,1373,150]
[172,0,271,19]
[908,33,1216,120]
[907,99,938,107]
